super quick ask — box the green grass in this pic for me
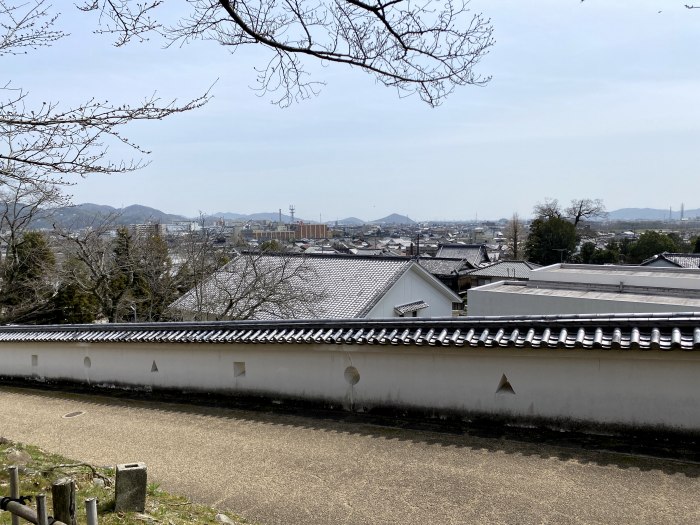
[0,439,250,525]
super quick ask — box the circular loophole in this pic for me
[83,356,92,368]
[344,366,360,386]
[63,411,85,419]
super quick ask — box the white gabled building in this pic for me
[171,253,462,320]
[467,263,700,317]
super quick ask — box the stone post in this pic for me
[114,463,147,513]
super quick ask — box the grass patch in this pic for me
[0,438,250,525]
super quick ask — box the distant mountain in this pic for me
[34,203,188,230]
[607,208,700,221]
[208,211,309,223]
[248,212,296,222]
[370,213,416,225]
[118,204,187,224]
[336,217,365,226]
[210,212,247,220]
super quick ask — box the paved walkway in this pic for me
[0,386,699,524]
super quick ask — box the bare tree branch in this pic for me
[76,0,163,46]
[170,250,326,320]
[564,198,606,227]
[1,1,211,183]
[0,0,65,56]
[533,198,562,221]
[80,0,495,107]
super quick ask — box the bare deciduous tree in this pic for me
[533,198,562,220]
[0,230,57,323]
[0,172,65,323]
[503,212,526,260]
[533,197,606,228]
[170,227,233,318]
[55,214,136,322]
[170,251,325,320]
[565,198,606,227]
[0,174,67,265]
[78,0,495,107]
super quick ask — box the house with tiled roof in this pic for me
[640,252,700,269]
[170,253,462,321]
[417,244,492,297]
[417,257,472,297]
[434,243,491,268]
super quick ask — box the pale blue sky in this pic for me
[6,1,699,221]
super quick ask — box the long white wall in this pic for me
[2,341,700,431]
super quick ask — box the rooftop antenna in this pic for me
[289,205,295,224]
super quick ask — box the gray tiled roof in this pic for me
[641,253,700,269]
[171,254,413,319]
[1,312,700,350]
[417,258,468,276]
[466,261,541,279]
[435,244,489,268]
[394,300,429,315]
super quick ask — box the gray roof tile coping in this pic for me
[1,312,700,350]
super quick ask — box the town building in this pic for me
[463,260,541,288]
[640,252,700,269]
[170,253,462,320]
[467,263,700,316]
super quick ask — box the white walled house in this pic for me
[170,253,462,320]
[467,263,700,317]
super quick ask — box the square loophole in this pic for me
[234,361,246,378]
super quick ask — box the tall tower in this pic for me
[289,205,295,224]
[681,203,685,221]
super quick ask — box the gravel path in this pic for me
[1,386,699,525]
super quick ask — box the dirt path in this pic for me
[1,386,699,524]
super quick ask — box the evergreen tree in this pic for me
[0,231,56,323]
[524,217,577,266]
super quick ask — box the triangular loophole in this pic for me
[496,373,515,395]
[151,360,159,373]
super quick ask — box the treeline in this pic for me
[519,198,700,266]
[0,226,230,325]
[577,232,700,265]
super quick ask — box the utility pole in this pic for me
[552,248,567,264]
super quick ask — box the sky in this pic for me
[5,1,700,222]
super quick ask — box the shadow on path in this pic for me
[2,382,699,479]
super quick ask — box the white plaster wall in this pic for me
[1,341,700,430]
[467,287,700,317]
[367,267,456,318]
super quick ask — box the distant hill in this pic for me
[607,208,700,221]
[370,213,416,225]
[336,217,365,226]
[34,203,188,230]
[210,211,304,222]
[210,212,247,220]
